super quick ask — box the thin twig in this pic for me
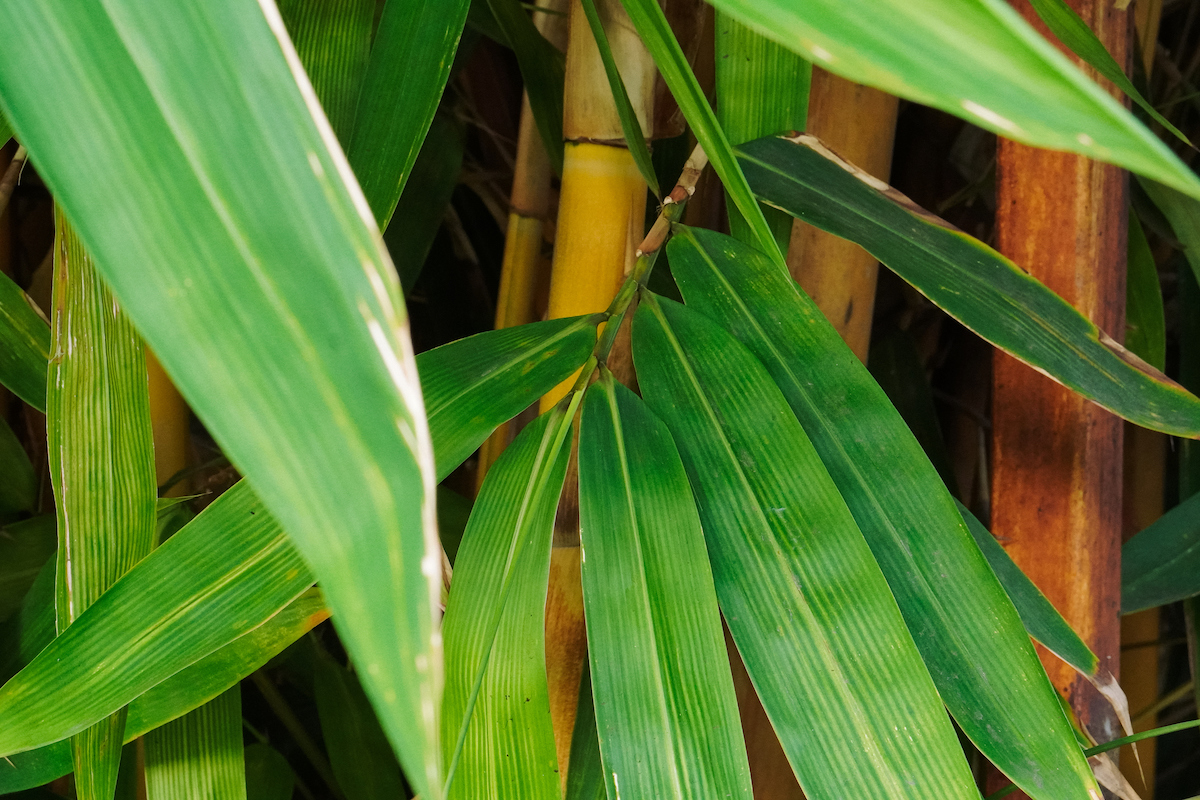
[250,671,345,800]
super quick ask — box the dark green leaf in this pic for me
[0,516,55,624]
[385,112,466,293]
[348,0,470,228]
[315,650,405,800]
[579,372,752,799]
[441,408,573,800]
[245,743,296,800]
[633,291,981,800]
[483,0,565,175]
[0,416,34,522]
[563,666,606,800]
[1125,209,1166,372]
[739,134,1200,437]
[1122,490,1200,614]
[0,269,49,412]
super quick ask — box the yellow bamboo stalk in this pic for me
[542,0,654,783]
[475,0,569,490]
[146,349,190,496]
[1121,424,1163,797]
[786,68,899,360]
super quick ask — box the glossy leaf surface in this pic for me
[441,409,571,800]
[666,225,1099,798]
[633,292,980,800]
[706,0,1200,198]
[579,373,752,800]
[0,2,444,791]
[739,134,1200,437]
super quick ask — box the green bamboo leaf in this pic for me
[617,0,783,266]
[49,214,158,800]
[1125,209,1166,372]
[0,516,55,624]
[245,743,296,800]
[715,14,809,251]
[145,686,246,800]
[315,649,406,800]
[441,406,574,800]
[578,0,658,197]
[0,419,36,522]
[578,372,752,800]
[0,557,54,684]
[705,0,1200,200]
[419,315,601,480]
[1122,490,1200,614]
[483,0,565,175]
[386,112,466,293]
[563,666,606,800]
[866,329,960,496]
[1025,0,1189,147]
[0,269,49,412]
[632,291,981,800]
[738,134,1200,437]
[1140,177,1200,289]
[0,590,326,794]
[666,226,1102,798]
[348,0,470,228]
[0,481,313,758]
[279,0,374,143]
[0,3,444,792]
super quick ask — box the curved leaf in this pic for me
[1122,490,1200,614]
[0,481,313,758]
[578,372,751,800]
[632,291,980,800]
[706,0,1200,199]
[419,314,601,480]
[738,133,1200,437]
[348,0,470,228]
[0,270,49,412]
[0,2,443,792]
[666,224,1100,799]
[441,408,572,800]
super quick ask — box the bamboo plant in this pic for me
[2,1,1200,800]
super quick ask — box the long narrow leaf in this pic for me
[245,744,296,800]
[714,14,809,251]
[0,269,49,412]
[49,213,158,800]
[419,315,601,479]
[0,590,327,793]
[0,516,55,623]
[279,0,374,142]
[0,418,35,520]
[578,372,752,800]
[617,0,783,265]
[738,133,1200,437]
[348,0,470,228]
[1140,177,1200,288]
[705,0,1200,199]
[633,291,981,800]
[0,481,313,757]
[1125,209,1166,371]
[1122,491,1200,614]
[441,407,573,800]
[0,2,444,792]
[145,686,247,800]
[665,225,1100,799]
[1025,0,1189,146]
